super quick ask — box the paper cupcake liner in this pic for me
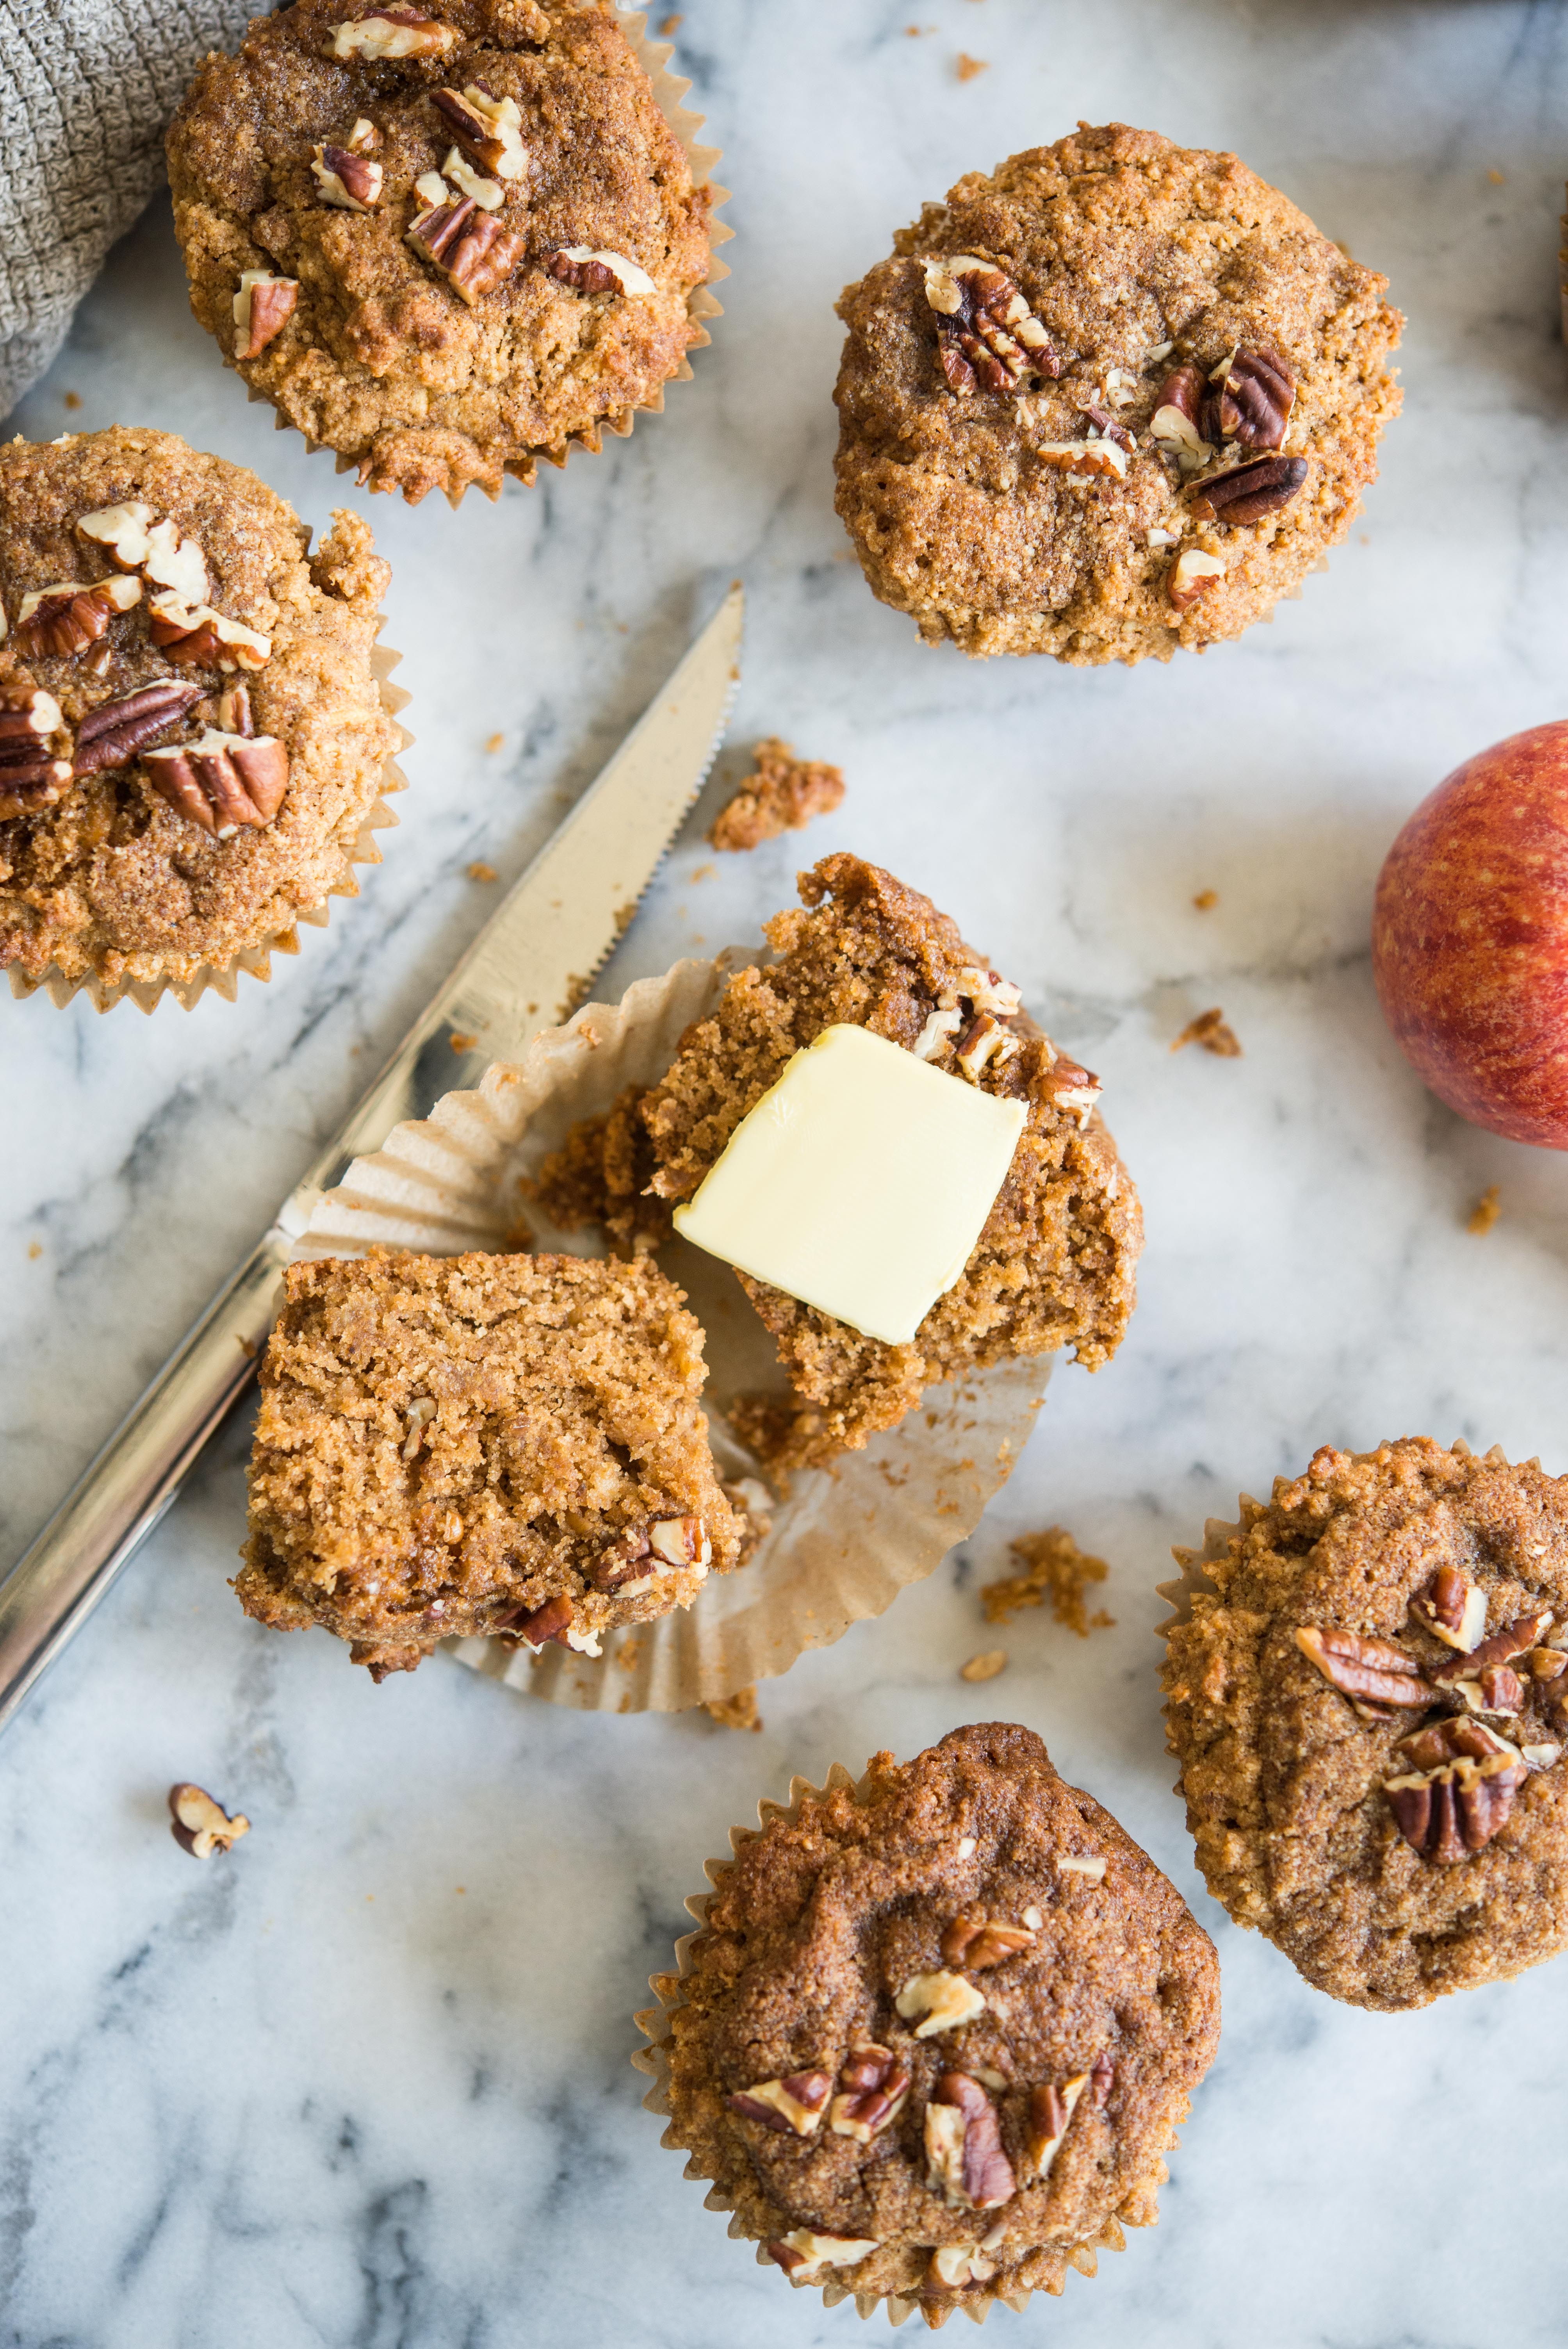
[630,1760,1129,2328]
[1155,1506,1244,1640]
[254,7,731,505]
[294,955,1052,1712]
[7,636,411,1015]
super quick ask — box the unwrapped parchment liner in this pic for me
[296,955,1052,1713]
[9,637,412,1013]
[631,1759,1115,2328]
[258,7,731,499]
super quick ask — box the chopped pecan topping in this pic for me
[1022,2072,1088,2179]
[72,679,203,777]
[1089,2050,1114,2107]
[169,1782,250,1858]
[408,200,524,304]
[1081,402,1137,453]
[546,246,656,296]
[955,1011,1021,1081]
[415,168,453,208]
[78,503,210,604]
[925,2073,1016,2210]
[217,682,254,738]
[431,84,528,180]
[1394,1714,1518,1773]
[766,2231,878,2282]
[0,683,72,818]
[503,1593,575,1650]
[14,574,140,658]
[1410,1563,1488,1652]
[939,1913,1036,1970]
[1047,1056,1101,1125]
[894,1969,986,2036]
[648,1515,711,1570]
[1216,346,1296,448]
[442,148,503,211]
[1529,1646,1568,1680]
[1522,1740,1563,1770]
[328,8,456,59]
[1190,454,1308,526]
[955,967,1023,1017]
[1451,1663,1524,1716]
[1057,1854,1106,1882]
[589,1524,652,1592]
[928,2243,998,2290]
[829,2042,911,2142]
[143,729,289,834]
[1036,437,1128,479]
[233,271,299,360]
[726,2069,831,2135]
[401,1395,437,1461]
[312,141,384,210]
[1430,1609,1552,1683]
[923,253,1059,394]
[1167,548,1225,611]
[1149,362,1212,463]
[1295,1624,1433,1708]
[1384,1752,1526,1865]
[146,592,269,672]
[913,1005,963,1060]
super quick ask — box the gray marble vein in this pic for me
[6,1,1568,2341]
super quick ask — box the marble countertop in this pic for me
[6,3,1568,2341]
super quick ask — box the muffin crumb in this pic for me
[706,1684,763,1731]
[984,1526,1113,1634]
[709,738,845,853]
[1171,1007,1241,1057]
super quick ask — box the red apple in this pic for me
[1373,720,1568,1148]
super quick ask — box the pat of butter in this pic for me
[672,1023,1026,1346]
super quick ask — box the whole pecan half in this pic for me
[1384,1752,1526,1865]
[829,2042,912,2142]
[1410,1562,1488,1652]
[923,254,1060,394]
[408,201,524,305]
[726,2069,832,2135]
[1189,454,1308,526]
[927,2073,1016,2210]
[13,575,140,659]
[143,730,288,834]
[1295,1624,1434,1708]
[1217,347,1296,447]
[72,680,203,777]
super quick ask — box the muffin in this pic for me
[167,0,717,505]
[239,1247,743,1678]
[1162,1437,1568,2010]
[0,426,399,1006]
[833,121,1402,663]
[641,1723,1221,2323]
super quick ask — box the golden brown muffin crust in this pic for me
[239,1246,741,1676]
[167,0,714,504]
[0,426,396,988]
[659,1723,1220,2316]
[833,121,1402,663]
[1164,1438,1568,2010]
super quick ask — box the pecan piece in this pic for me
[1394,1714,1518,1773]
[1089,2050,1114,2108]
[1081,402,1137,453]
[442,149,503,211]
[1452,1663,1524,1715]
[766,2232,878,2283]
[928,2243,998,2291]
[78,503,210,604]
[1036,437,1129,479]
[431,85,528,181]
[147,592,270,671]
[894,1969,985,2036]
[143,730,289,834]
[1167,548,1225,611]
[1149,361,1210,460]
[726,2069,831,2135]
[1431,1609,1552,1683]
[13,574,140,658]
[72,679,203,776]
[955,967,1023,1017]
[1217,346,1296,447]
[546,246,656,296]
[955,1011,1021,1081]
[939,1913,1035,1970]
[829,2042,912,2142]
[923,253,1059,393]
[1410,1563,1488,1652]
[647,1515,711,1569]
[408,202,524,305]
[502,1593,575,1650]
[1022,2073,1088,2180]
[217,682,254,738]
[1047,1055,1101,1125]
[312,142,384,210]
[589,1524,652,1592]
[328,8,456,58]
[913,1006,962,1060]
[168,1782,250,1858]
[1190,454,1308,526]
[1295,1624,1433,1708]
[1384,1752,1526,1865]
[233,271,299,361]
[0,683,73,818]
[925,2073,1016,2210]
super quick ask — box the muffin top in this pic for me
[1164,1438,1568,2010]
[833,121,1402,663]
[640,854,1142,1469]
[0,426,396,995]
[657,1724,1220,2317]
[166,0,715,505]
[239,1247,742,1679]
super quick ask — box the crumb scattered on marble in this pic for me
[658,10,682,27]
[956,50,989,77]
[1192,889,1218,911]
[449,1031,478,1052]
[62,391,82,410]
[1468,1184,1501,1235]
[1172,1007,1242,1057]
[706,1684,763,1731]
[709,737,845,853]
[983,1526,1114,1636]
[27,1240,42,1260]
[485,732,505,753]
[691,862,715,882]
[467,861,498,882]
[1487,168,1506,184]
[960,1648,1007,1682]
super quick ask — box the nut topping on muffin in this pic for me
[143,731,290,835]
[925,2072,1016,2209]
[233,271,299,359]
[71,680,204,777]
[895,1968,987,2036]
[14,575,141,659]
[827,2044,911,2143]
[328,7,457,59]
[546,246,656,296]
[726,2071,832,2136]
[77,503,210,602]
[922,255,1060,393]
[312,140,385,209]
[1021,2074,1088,2179]
[0,684,73,819]
[431,83,528,178]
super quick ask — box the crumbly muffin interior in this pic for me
[833,121,1402,663]
[239,1246,741,1678]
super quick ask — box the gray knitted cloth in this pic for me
[0,0,259,419]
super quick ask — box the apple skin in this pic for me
[1373,720,1568,1149]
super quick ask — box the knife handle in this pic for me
[0,1230,290,1732]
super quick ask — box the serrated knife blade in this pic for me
[0,582,744,1734]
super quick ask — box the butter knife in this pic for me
[0,583,744,1734]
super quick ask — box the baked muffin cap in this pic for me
[649,1723,1220,2320]
[166,0,716,505]
[833,120,1402,663]
[1164,1437,1568,2010]
[0,425,397,995]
